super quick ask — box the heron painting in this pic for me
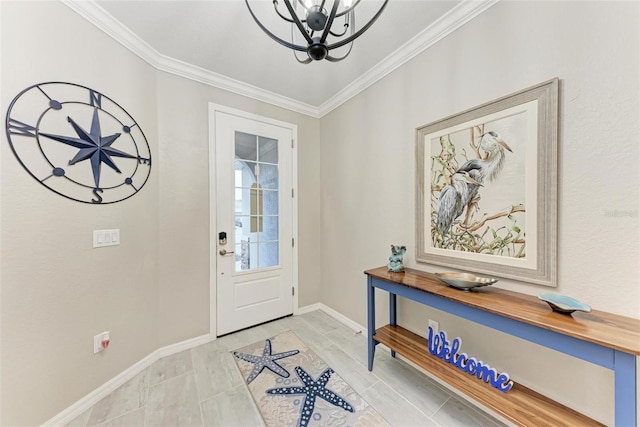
[416,78,558,287]
[429,115,527,258]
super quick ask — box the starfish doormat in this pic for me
[232,330,389,427]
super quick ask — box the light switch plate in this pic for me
[93,229,120,248]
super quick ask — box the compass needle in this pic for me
[90,109,101,141]
[100,152,123,174]
[68,148,97,166]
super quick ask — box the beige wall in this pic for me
[0,1,322,425]
[1,2,159,425]
[2,0,638,425]
[319,1,639,425]
[155,72,322,347]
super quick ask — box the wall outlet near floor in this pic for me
[428,319,439,334]
[93,331,110,354]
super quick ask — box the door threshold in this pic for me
[216,313,294,338]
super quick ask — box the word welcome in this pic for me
[427,327,513,393]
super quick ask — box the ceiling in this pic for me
[72,0,494,116]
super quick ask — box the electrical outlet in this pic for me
[93,331,110,354]
[428,319,439,334]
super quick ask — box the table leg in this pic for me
[614,350,636,426]
[367,276,376,371]
[389,293,397,358]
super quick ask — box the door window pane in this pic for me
[258,164,278,189]
[235,216,251,244]
[235,132,257,161]
[236,242,258,271]
[259,242,279,268]
[259,137,278,164]
[262,190,279,215]
[235,187,254,217]
[234,131,280,272]
[235,160,257,187]
[259,216,278,241]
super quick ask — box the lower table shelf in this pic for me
[373,324,603,427]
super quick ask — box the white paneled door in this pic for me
[213,108,295,336]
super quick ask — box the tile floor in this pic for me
[66,310,506,427]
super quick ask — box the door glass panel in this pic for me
[258,137,278,164]
[259,242,279,268]
[259,216,278,241]
[235,186,254,217]
[235,132,257,161]
[235,160,257,186]
[262,190,278,215]
[235,242,258,271]
[234,131,279,272]
[258,164,278,189]
[235,216,251,244]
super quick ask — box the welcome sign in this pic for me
[427,326,513,393]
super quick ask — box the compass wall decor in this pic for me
[5,82,152,204]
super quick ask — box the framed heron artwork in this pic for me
[416,78,559,287]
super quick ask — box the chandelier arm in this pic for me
[291,19,313,63]
[273,1,297,23]
[294,52,313,64]
[326,13,354,61]
[329,12,349,37]
[334,0,362,18]
[329,24,348,38]
[327,0,388,50]
[282,0,314,44]
[325,41,353,62]
[246,0,308,51]
[319,0,340,44]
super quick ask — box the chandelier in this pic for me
[245,0,389,63]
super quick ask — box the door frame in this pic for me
[208,103,299,338]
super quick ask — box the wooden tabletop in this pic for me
[365,267,640,355]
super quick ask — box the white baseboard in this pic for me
[156,333,212,358]
[42,333,212,427]
[46,305,364,426]
[296,303,321,315]
[297,302,367,334]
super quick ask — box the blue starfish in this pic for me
[233,338,300,384]
[266,366,354,427]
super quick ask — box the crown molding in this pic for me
[62,0,498,119]
[317,0,500,117]
[61,0,162,67]
[154,55,321,118]
[61,0,321,118]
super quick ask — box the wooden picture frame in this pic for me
[416,78,558,287]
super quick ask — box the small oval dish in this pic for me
[538,293,591,315]
[435,272,498,291]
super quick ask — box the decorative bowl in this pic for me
[538,293,591,314]
[435,273,498,291]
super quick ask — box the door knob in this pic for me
[219,249,235,256]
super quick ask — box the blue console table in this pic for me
[365,267,639,427]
